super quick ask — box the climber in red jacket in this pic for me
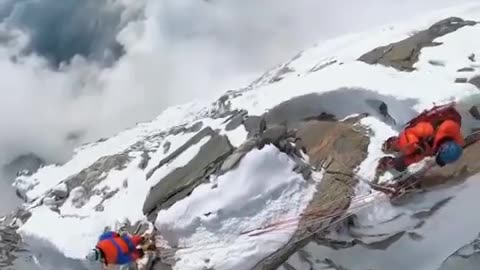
[378,103,465,173]
[85,231,147,267]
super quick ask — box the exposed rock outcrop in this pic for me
[143,128,234,221]
[359,17,477,71]
[61,154,129,209]
[0,226,24,269]
[0,208,33,269]
[468,75,480,89]
[169,121,204,136]
[225,110,248,131]
[457,67,475,72]
[253,119,370,270]
[456,78,469,83]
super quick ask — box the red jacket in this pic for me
[396,119,464,166]
[96,231,144,265]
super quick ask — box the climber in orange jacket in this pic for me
[85,231,147,267]
[379,103,465,172]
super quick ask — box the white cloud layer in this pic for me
[0,0,473,168]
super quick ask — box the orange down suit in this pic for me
[395,119,465,167]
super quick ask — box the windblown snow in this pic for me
[10,2,480,270]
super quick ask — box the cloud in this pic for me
[0,0,472,167]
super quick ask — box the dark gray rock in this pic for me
[282,262,297,270]
[116,220,151,236]
[219,138,258,174]
[16,210,32,226]
[147,127,217,179]
[457,67,475,72]
[309,59,338,72]
[163,141,172,154]
[412,197,453,219]
[245,52,303,90]
[359,17,477,71]
[225,110,247,131]
[139,151,151,170]
[408,232,424,241]
[0,209,32,269]
[55,153,130,208]
[429,60,446,66]
[312,237,357,250]
[414,220,426,229]
[185,122,203,133]
[243,116,265,137]
[65,154,130,191]
[252,121,369,270]
[91,188,120,211]
[70,186,88,208]
[0,226,23,268]
[469,53,476,62]
[148,257,173,270]
[269,66,295,83]
[365,99,397,125]
[263,94,337,128]
[293,163,312,180]
[3,208,32,228]
[455,78,468,83]
[41,197,58,209]
[468,75,480,89]
[50,183,68,200]
[169,126,186,136]
[208,94,234,119]
[357,231,406,250]
[169,122,204,136]
[143,130,233,220]
[258,89,417,134]
[259,125,288,146]
[301,112,337,122]
[469,106,480,120]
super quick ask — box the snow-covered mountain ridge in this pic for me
[4,3,480,270]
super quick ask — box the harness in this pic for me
[108,236,135,253]
[121,235,137,252]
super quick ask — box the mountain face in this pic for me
[4,4,480,270]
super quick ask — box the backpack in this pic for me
[404,102,461,129]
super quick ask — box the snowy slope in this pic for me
[9,2,480,270]
[155,145,316,270]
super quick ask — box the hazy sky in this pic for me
[0,0,474,169]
